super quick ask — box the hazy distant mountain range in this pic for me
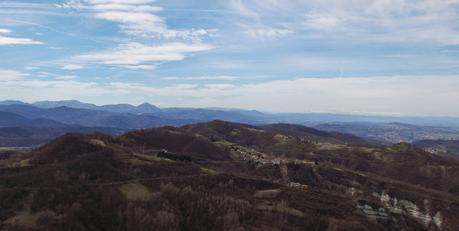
[31,100,161,114]
[2,100,459,126]
[0,100,459,147]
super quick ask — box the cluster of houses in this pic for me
[229,144,312,191]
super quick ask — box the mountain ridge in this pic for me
[1,120,458,230]
[1,100,459,147]
[2,100,459,127]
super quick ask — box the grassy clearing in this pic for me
[4,210,57,229]
[213,140,234,146]
[256,201,305,218]
[19,159,31,167]
[274,134,289,143]
[247,127,265,133]
[88,139,106,147]
[132,152,162,162]
[118,183,155,202]
[253,189,281,199]
[0,157,32,168]
[0,147,33,151]
[358,147,376,153]
[200,167,218,175]
[316,142,348,151]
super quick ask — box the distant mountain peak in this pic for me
[138,102,154,106]
[33,100,98,110]
[138,102,159,109]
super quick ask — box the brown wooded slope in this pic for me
[1,121,458,231]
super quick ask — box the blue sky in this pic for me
[0,0,459,116]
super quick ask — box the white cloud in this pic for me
[36,71,56,78]
[62,64,84,70]
[60,0,164,35]
[91,2,161,12]
[60,0,213,40]
[2,74,458,116]
[0,70,27,81]
[92,10,165,36]
[228,0,459,44]
[228,0,296,40]
[60,0,216,69]
[230,0,259,19]
[122,65,157,70]
[55,75,78,80]
[304,13,341,31]
[105,75,459,116]
[0,27,42,45]
[244,27,293,40]
[149,75,459,116]
[25,66,40,70]
[0,28,12,34]
[77,42,214,68]
[0,35,42,45]
[89,0,156,4]
[161,76,240,81]
[0,80,108,102]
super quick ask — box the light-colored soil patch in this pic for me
[358,147,376,153]
[166,130,182,135]
[88,139,106,147]
[132,152,162,162]
[316,142,347,151]
[0,157,32,168]
[230,130,240,136]
[200,167,218,175]
[247,128,265,133]
[256,201,305,218]
[118,183,155,202]
[19,159,31,167]
[274,134,289,143]
[4,210,57,229]
[253,189,281,199]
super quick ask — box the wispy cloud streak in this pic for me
[0,28,42,45]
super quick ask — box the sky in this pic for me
[0,0,459,116]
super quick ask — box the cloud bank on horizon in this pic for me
[0,0,459,116]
